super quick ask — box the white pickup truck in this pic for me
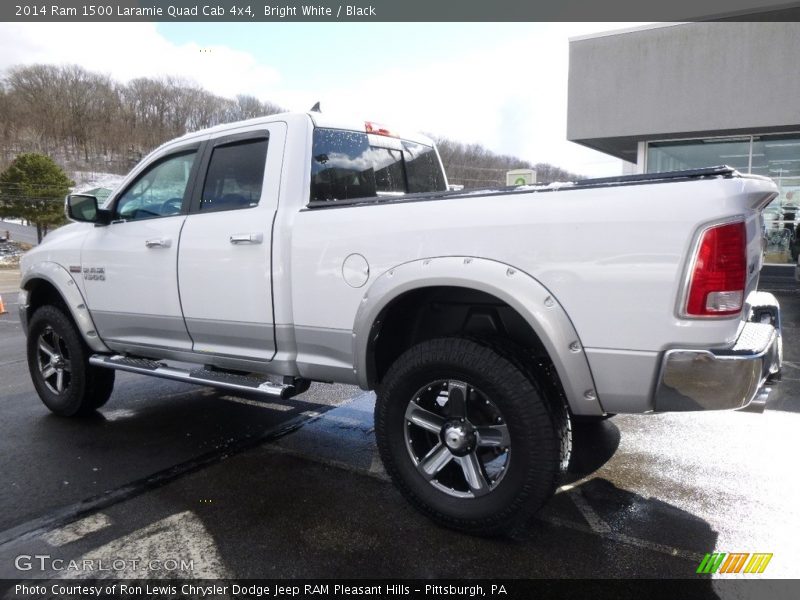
[18,111,782,535]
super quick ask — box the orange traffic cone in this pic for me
[0,294,6,315]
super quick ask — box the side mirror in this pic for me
[65,194,110,225]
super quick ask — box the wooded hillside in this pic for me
[0,63,582,187]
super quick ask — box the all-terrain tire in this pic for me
[375,337,568,536]
[27,305,115,417]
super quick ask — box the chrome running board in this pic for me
[89,354,294,399]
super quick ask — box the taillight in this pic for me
[684,221,747,317]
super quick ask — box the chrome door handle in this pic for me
[145,238,172,248]
[230,233,263,245]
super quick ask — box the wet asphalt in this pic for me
[0,274,358,535]
[0,268,798,591]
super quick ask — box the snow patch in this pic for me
[71,171,125,195]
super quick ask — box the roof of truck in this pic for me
[165,111,435,148]
[307,112,435,146]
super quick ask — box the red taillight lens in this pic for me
[685,221,747,317]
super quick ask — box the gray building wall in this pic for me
[567,22,800,161]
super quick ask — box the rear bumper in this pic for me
[654,293,782,412]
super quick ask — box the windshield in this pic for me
[310,128,447,203]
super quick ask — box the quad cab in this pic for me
[18,112,782,535]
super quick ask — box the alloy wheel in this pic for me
[36,326,72,395]
[404,379,511,498]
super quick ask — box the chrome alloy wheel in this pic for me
[36,326,72,395]
[404,380,511,498]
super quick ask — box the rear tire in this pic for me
[27,305,115,417]
[375,337,568,536]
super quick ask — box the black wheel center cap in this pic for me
[441,420,476,456]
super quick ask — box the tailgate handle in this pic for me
[145,238,172,248]
[230,233,263,245]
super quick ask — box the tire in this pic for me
[375,337,569,536]
[27,305,115,417]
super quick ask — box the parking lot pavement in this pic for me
[0,277,797,586]
[1,391,798,584]
[0,221,38,246]
[0,288,360,537]
[0,269,21,294]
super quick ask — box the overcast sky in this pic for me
[0,22,647,177]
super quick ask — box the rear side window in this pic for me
[404,140,447,193]
[199,138,268,212]
[310,128,446,203]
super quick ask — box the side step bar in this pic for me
[89,354,294,399]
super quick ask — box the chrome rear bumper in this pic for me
[654,292,782,413]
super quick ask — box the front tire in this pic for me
[375,337,568,536]
[27,305,115,417]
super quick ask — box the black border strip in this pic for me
[5,1,800,22]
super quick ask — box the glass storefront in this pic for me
[646,134,800,265]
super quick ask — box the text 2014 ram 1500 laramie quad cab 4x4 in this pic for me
[18,111,783,535]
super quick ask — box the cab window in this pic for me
[309,128,446,203]
[199,138,268,212]
[115,151,197,221]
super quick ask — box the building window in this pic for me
[646,134,800,265]
[646,138,751,174]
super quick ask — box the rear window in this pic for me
[310,128,446,203]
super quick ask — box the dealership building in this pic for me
[567,21,800,265]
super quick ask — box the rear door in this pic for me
[177,123,286,362]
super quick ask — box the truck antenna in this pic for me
[310,102,321,113]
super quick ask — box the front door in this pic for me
[81,145,202,352]
[177,123,286,362]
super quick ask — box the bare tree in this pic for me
[435,136,583,187]
[1,62,581,188]
[6,64,65,154]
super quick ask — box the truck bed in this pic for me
[305,166,744,210]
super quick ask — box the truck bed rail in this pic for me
[305,165,745,210]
